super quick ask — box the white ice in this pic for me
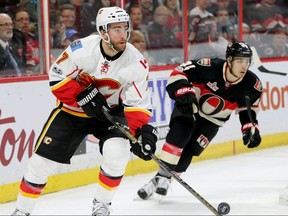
[1,145,288,215]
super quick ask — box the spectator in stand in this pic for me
[234,22,250,41]
[18,0,38,23]
[129,30,155,65]
[189,0,213,19]
[50,10,66,49]
[0,13,25,77]
[60,4,76,30]
[258,26,288,58]
[215,8,234,41]
[233,22,262,50]
[189,1,227,60]
[207,0,237,24]
[68,0,84,32]
[128,4,150,48]
[146,5,182,65]
[147,5,179,49]
[247,0,287,34]
[163,0,183,46]
[62,28,80,49]
[81,0,111,36]
[13,9,40,74]
[138,0,156,26]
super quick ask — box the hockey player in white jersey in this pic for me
[12,6,157,216]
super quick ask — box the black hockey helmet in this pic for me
[226,41,252,59]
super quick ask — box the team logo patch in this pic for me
[254,79,263,91]
[52,66,63,75]
[101,60,110,74]
[197,58,211,66]
[175,66,184,72]
[70,39,82,51]
[197,134,209,148]
[207,82,219,91]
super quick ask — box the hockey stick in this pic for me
[102,106,223,216]
[244,96,255,141]
[251,47,287,76]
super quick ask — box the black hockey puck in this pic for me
[217,202,230,215]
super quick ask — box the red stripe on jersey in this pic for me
[132,81,142,98]
[162,142,183,156]
[20,179,45,195]
[125,109,150,136]
[51,78,83,107]
[170,69,188,78]
[98,170,122,189]
[67,68,82,77]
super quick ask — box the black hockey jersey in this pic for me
[167,58,263,126]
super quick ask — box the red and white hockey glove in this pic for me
[241,123,261,148]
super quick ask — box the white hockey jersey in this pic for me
[49,35,151,134]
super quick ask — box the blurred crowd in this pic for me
[0,0,287,77]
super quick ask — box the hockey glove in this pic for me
[76,84,108,121]
[174,85,198,118]
[131,124,158,161]
[241,123,261,148]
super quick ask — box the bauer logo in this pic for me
[77,88,98,106]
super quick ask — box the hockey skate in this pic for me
[155,176,171,196]
[137,177,157,200]
[92,199,111,216]
[11,209,30,216]
[137,175,171,200]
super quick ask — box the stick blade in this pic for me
[251,46,287,76]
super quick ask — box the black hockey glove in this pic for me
[174,85,198,118]
[76,84,108,121]
[241,123,261,148]
[131,124,158,161]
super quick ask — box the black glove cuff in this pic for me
[166,80,191,100]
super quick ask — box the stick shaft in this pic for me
[244,96,255,140]
[102,107,221,216]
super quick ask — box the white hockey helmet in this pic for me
[96,6,132,39]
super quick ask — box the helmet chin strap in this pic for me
[103,33,118,53]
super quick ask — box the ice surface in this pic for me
[1,145,288,215]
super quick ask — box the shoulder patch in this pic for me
[70,39,83,52]
[175,65,184,72]
[254,79,263,92]
[197,58,211,66]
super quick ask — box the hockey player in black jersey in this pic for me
[137,41,263,200]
